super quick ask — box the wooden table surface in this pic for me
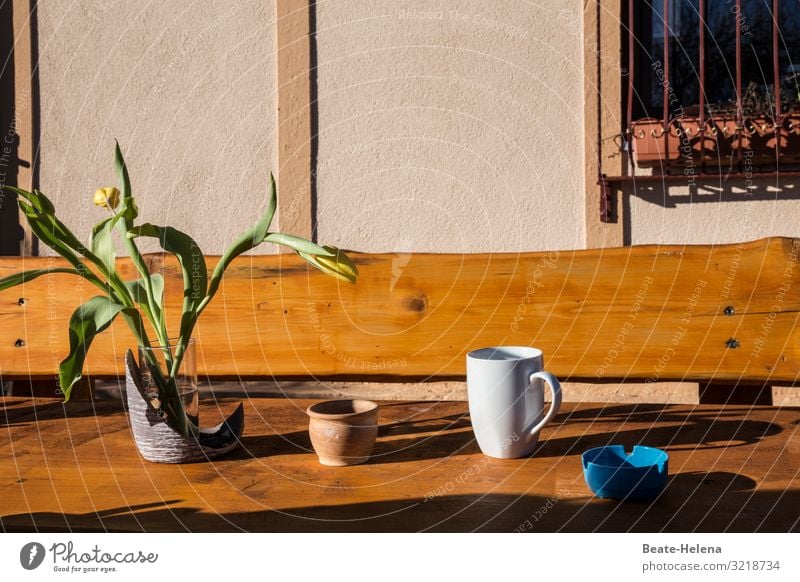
[1,395,798,532]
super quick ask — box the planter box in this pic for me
[632,114,800,167]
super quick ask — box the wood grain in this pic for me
[1,238,799,382]
[1,396,797,532]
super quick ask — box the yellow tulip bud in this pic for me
[93,187,120,210]
[298,246,359,284]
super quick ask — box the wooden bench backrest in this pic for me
[1,237,798,383]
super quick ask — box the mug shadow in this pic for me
[534,405,782,458]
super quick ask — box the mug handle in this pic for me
[526,371,562,439]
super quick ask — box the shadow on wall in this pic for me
[0,0,21,253]
[0,0,40,256]
[622,176,800,245]
[626,177,799,209]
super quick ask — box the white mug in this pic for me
[466,346,562,459]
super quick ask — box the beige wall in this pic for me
[37,1,277,255]
[313,0,586,253]
[627,178,800,245]
[34,1,799,255]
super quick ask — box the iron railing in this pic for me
[600,0,799,222]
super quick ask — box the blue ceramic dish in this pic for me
[582,445,669,501]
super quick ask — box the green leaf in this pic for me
[3,185,52,215]
[114,141,137,223]
[58,296,131,400]
[0,268,77,291]
[125,273,164,321]
[90,214,123,273]
[203,173,277,305]
[263,232,335,257]
[31,189,94,257]
[127,224,206,346]
[112,143,157,318]
[14,189,104,268]
[127,224,207,306]
[19,201,89,276]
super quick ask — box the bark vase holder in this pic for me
[124,350,244,463]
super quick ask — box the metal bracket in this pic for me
[599,174,615,223]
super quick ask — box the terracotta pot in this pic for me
[307,400,379,466]
[631,114,800,167]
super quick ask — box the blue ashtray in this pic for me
[582,445,669,501]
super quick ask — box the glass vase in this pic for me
[137,338,198,424]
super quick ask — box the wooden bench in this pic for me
[1,237,799,532]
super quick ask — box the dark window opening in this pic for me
[632,0,800,120]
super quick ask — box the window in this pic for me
[624,0,800,169]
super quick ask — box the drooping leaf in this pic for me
[18,204,118,299]
[125,273,164,321]
[58,296,131,400]
[203,173,278,305]
[0,267,77,291]
[127,224,207,345]
[29,188,96,258]
[19,201,89,277]
[14,188,105,271]
[127,224,207,305]
[3,185,55,215]
[263,232,335,257]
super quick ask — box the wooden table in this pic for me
[1,396,798,532]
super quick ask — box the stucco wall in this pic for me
[627,178,800,245]
[36,1,277,255]
[34,1,798,255]
[313,0,586,253]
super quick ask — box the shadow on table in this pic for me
[372,411,479,463]
[4,471,797,533]
[537,404,782,458]
[229,403,781,464]
[557,403,770,424]
[231,411,479,463]
[0,399,123,428]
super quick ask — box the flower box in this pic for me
[631,114,800,168]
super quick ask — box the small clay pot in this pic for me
[307,400,379,466]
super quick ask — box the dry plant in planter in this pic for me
[0,142,358,462]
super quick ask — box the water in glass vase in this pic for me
[137,339,199,425]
